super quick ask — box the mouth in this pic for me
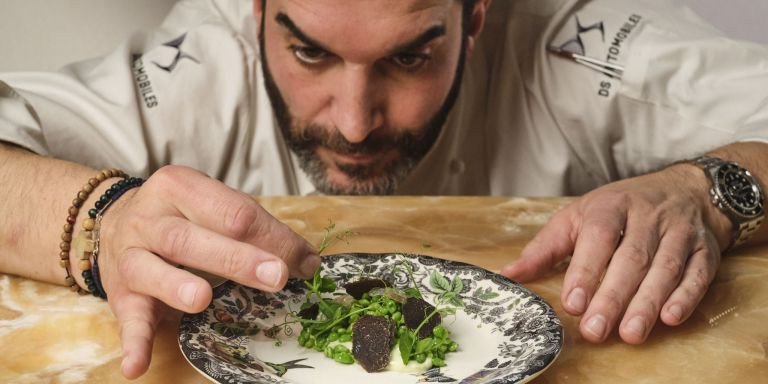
[322,147,399,166]
[317,147,400,180]
[331,152,378,164]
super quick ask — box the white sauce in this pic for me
[385,344,433,373]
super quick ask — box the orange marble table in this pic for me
[1,196,766,383]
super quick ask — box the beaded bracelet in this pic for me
[60,169,126,294]
[76,177,144,299]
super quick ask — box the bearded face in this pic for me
[257,0,472,194]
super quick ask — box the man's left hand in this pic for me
[501,164,731,344]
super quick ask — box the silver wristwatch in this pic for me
[692,155,765,249]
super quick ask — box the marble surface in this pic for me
[1,196,766,383]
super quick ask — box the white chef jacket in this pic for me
[1,0,767,197]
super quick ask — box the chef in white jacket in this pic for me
[1,0,767,378]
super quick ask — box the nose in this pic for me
[331,64,383,143]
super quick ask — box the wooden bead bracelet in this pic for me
[59,169,125,294]
[76,176,144,299]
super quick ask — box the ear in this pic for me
[254,0,265,33]
[466,0,492,57]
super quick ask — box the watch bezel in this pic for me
[711,163,764,219]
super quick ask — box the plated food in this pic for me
[179,253,563,384]
[294,264,462,373]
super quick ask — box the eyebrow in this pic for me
[275,12,447,55]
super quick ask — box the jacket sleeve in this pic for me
[0,0,258,177]
[539,0,768,183]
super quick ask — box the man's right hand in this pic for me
[95,165,320,379]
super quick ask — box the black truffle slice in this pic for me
[352,315,396,372]
[297,303,319,320]
[403,297,441,339]
[344,278,390,299]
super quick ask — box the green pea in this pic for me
[333,352,355,364]
[357,299,370,306]
[432,326,446,338]
[392,312,402,322]
[305,339,315,349]
[448,342,458,352]
[438,345,448,354]
[339,333,352,342]
[324,345,334,358]
[416,353,427,363]
[432,357,445,367]
[328,332,339,342]
[333,344,351,354]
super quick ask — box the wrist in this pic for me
[70,176,126,290]
[665,162,733,250]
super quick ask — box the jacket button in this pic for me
[449,159,466,174]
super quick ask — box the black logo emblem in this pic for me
[557,16,605,55]
[153,33,200,73]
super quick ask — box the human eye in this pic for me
[290,45,329,65]
[390,52,431,71]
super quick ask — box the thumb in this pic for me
[501,208,577,282]
[112,294,161,380]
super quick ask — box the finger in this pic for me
[560,206,627,317]
[618,227,694,344]
[146,166,319,278]
[111,293,160,380]
[578,215,659,343]
[136,216,289,291]
[660,239,720,326]
[118,247,213,313]
[501,208,577,282]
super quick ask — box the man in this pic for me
[1,0,767,379]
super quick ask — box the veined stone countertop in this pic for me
[1,196,766,383]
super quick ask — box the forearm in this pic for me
[0,142,116,285]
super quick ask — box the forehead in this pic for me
[268,0,460,60]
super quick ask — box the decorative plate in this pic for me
[179,253,563,384]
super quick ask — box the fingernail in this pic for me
[585,314,607,339]
[668,304,683,322]
[625,316,647,338]
[121,355,131,376]
[178,283,198,307]
[256,261,284,288]
[566,288,587,313]
[300,254,321,277]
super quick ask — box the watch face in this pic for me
[715,163,764,218]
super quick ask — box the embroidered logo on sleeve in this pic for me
[549,11,644,98]
[152,33,200,73]
[132,33,201,109]
[555,16,606,56]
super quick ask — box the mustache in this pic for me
[288,124,420,156]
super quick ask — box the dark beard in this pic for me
[258,12,467,195]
